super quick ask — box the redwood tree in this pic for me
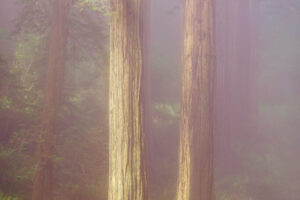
[32,1,70,200]
[176,0,215,199]
[108,0,147,200]
[214,0,259,175]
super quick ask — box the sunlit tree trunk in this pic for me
[32,1,70,200]
[176,0,215,200]
[108,0,147,200]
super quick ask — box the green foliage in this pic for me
[153,103,179,126]
[0,191,20,200]
[0,0,109,199]
[75,0,109,14]
[0,97,12,109]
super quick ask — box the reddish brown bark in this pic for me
[214,0,259,175]
[32,1,70,200]
[108,0,148,200]
[177,0,215,199]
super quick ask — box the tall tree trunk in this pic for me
[32,1,70,200]
[214,0,259,176]
[228,0,259,164]
[108,0,147,200]
[214,0,239,175]
[176,0,215,200]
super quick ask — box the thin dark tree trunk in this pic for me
[176,0,215,199]
[32,1,70,200]
[214,0,259,175]
[230,0,259,158]
[214,0,239,175]
[108,0,147,200]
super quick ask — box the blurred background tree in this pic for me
[0,0,109,199]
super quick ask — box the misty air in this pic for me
[0,0,299,200]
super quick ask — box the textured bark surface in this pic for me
[176,0,215,200]
[108,0,147,200]
[32,1,70,200]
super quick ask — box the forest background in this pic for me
[0,0,300,199]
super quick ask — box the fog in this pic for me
[0,0,299,199]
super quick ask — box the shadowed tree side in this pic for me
[108,0,147,200]
[176,0,215,200]
[32,1,71,200]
